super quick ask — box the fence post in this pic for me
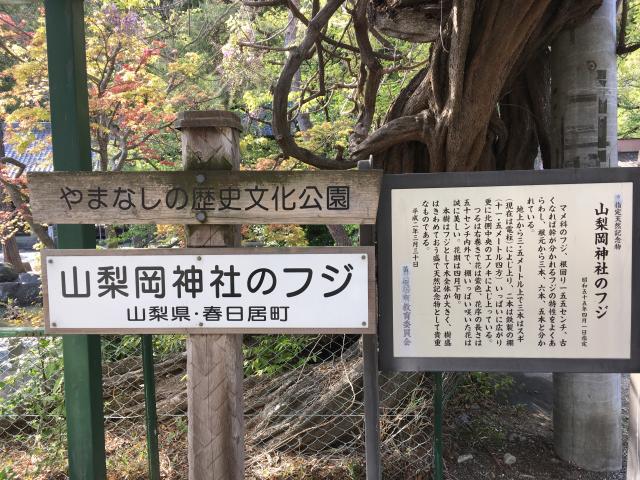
[141,335,161,480]
[359,159,381,480]
[43,2,106,478]
[175,110,244,479]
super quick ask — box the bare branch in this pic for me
[238,41,296,51]
[349,0,384,150]
[0,156,25,178]
[243,0,286,6]
[272,0,357,169]
[618,42,640,54]
[285,0,399,61]
[615,0,639,54]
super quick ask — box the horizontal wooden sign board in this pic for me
[28,170,382,225]
[42,247,376,334]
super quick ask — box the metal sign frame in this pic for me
[377,167,640,372]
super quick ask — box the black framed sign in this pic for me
[377,168,640,372]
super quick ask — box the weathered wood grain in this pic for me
[28,170,382,225]
[182,111,244,480]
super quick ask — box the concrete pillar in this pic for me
[550,0,621,472]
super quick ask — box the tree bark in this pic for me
[2,234,26,273]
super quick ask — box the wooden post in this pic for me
[175,110,244,479]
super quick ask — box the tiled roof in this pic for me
[2,122,53,178]
[619,152,639,164]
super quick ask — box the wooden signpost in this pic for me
[30,109,381,480]
[28,170,382,225]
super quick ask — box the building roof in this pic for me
[2,122,53,178]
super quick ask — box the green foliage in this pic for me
[101,334,186,361]
[0,337,66,470]
[619,49,640,138]
[619,0,640,138]
[240,134,281,169]
[243,223,308,247]
[0,466,19,480]
[460,372,514,403]
[243,335,318,376]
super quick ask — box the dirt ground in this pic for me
[442,373,630,480]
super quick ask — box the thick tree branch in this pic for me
[350,113,430,160]
[272,0,357,169]
[349,0,384,150]
[615,0,639,54]
[285,0,400,60]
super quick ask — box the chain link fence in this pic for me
[1,323,458,479]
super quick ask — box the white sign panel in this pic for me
[43,247,374,334]
[391,182,633,359]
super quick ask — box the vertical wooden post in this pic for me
[175,110,244,479]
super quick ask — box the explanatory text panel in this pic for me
[391,182,632,360]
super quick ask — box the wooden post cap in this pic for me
[174,110,242,131]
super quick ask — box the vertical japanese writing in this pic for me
[483,199,494,345]
[614,194,622,250]
[433,201,441,346]
[505,200,515,347]
[442,203,452,346]
[493,199,504,348]
[463,199,473,347]
[412,207,419,267]
[558,203,568,347]
[536,196,547,347]
[421,200,430,251]
[395,182,632,359]
[473,202,482,347]
[515,203,525,344]
[547,197,557,348]
[594,202,610,320]
[401,265,412,346]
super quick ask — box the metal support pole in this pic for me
[43,2,106,478]
[359,159,381,480]
[433,372,444,480]
[141,335,161,480]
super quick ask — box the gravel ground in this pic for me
[443,373,631,480]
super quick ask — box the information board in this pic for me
[28,170,382,225]
[43,247,375,334]
[377,168,640,372]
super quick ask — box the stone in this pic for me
[0,281,41,306]
[0,282,19,302]
[457,453,474,463]
[18,272,40,284]
[13,283,41,306]
[0,263,18,282]
[503,453,517,465]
